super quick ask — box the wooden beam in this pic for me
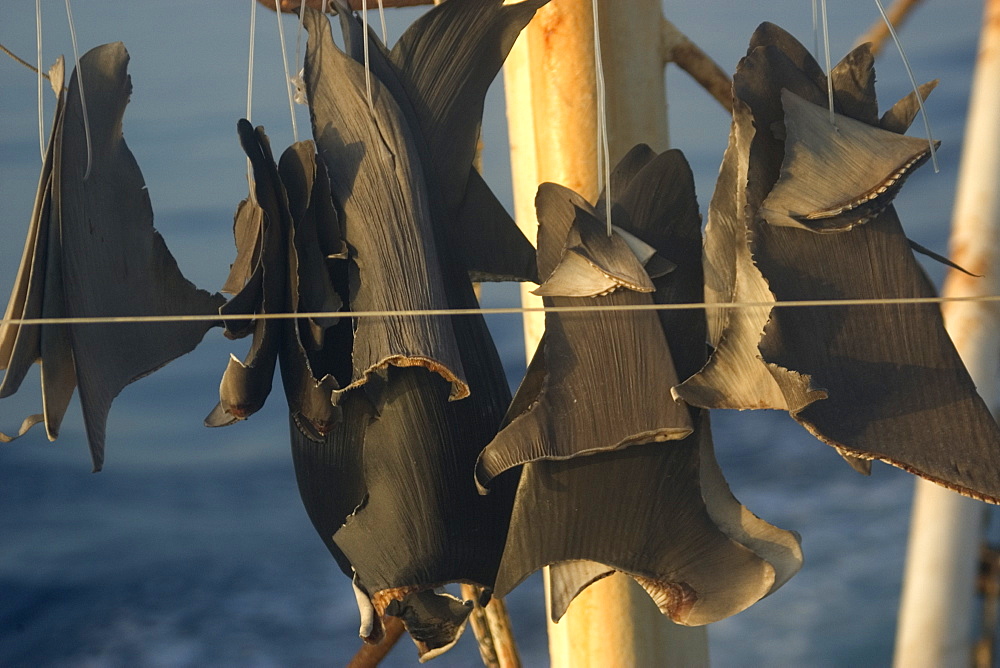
[256,0,433,13]
[662,18,733,114]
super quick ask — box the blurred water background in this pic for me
[0,0,994,665]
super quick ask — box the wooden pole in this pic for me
[893,0,1000,665]
[503,1,708,665]
[257,0,434,13]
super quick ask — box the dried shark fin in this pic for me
[488,147,801,625]
[612,149,704,381]
[676,32,881,454]
[748,23,828,93]
[454,169,539,284]
[387,0,546,282]
[46,43,223,470]
[734,26,1000,501]
[384,589,473,661]
[388,0,548,215]
[332,0,541,283]
[596,143,658,217]
[757,208,1000,502]
[696,412,803,595]
[39,98,77,443]
[0,60,63,400]
[475,184,693,487]
[219,199,265,340]
[672,54,825,412]
[533,211,656,297]
[547,561,616,622]
[207,122,288,427]
[303,8,528,657]
[0,57,71,444]
[830,43,879,126]
[760,89,936,233]
[289,398,368,578]
[210,123,345,439]
[676,33,839,412]
[908,239,978,277]
[278,141,342,344]
[304,9,467,401]
[673,23,830,412]
[881,80,938,134]
[496,438,776,626]
[625,148,802,609]
[276,142,342,440]
[221,196,265,297]
[333,368,509,655]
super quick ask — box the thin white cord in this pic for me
[362,0,375,113]
[65,0,92,180]
[246,0,257,200]
[246,0,257,123]
[275,8,299,142]
[592,0,612,236]
[820,0,835,125]
[874,0,939,173]
[377,0,388,45]
[292,0,307,105]
[36,0,44,162]
[3,294,1000,328]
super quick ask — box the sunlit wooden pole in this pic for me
[503,1,708,664]
[893,1,1000,665]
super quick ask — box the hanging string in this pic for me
[246,0,258,200]
[275,7,299,141]
[5,293,1000,328]
[246,0,257,123]
[291,0,308,105]
[874,0,939,173]
[362,0,375,113]
[591,0,612,236]
[65,0,92,180]
[820,0,835,125]
[36,0,44,161]
[377,0,388,45]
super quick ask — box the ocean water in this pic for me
[0,0,992,665]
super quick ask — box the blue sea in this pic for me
[0,0,993,665]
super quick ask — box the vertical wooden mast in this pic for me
[894,0,1000,665]
[503,1,708,664]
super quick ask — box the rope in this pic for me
[3,294,1000,327]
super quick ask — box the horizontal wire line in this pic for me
[2,294,1000,326]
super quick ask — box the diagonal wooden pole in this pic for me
[893,0,1000,665]
[503,1,708,665]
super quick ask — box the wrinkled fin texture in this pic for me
[0,59,67,442]
[494,148,799,625]
[677,35,835,412]
[760,89,935,232]
[476,182,693,487]
[739,25,1000,502]
[5,43,223,469]
[304,9,467,401]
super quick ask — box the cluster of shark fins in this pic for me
[4,3,1000,662]
[674,22,1000,503]
[477,145,803,625]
